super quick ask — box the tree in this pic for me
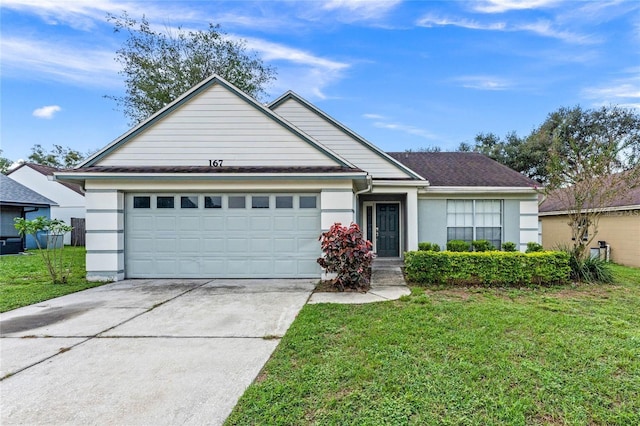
[538,105,640,259]
[107,13,277,125]
[28,144,85,169]
[0,150,11,174]
[14,217,74,284]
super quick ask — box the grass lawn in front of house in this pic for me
[226,264,640,425]
[0,247,106,313]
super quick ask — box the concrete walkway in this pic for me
[0,279,315,426]
[308,258,411,304]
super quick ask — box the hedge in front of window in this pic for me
[404,251,570,287]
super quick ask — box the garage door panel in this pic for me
[227,216,248,230]
[274,216,294,231]
[298,259,320,275]
[203,238,225,252]
[298,216,318,231]
[178,258,200,274]
[129,238,154,252]
[179,216,201,231]
[203,216,224,231]
[179,238,201,253]
[227,238,249,253]
[155,259,177,274]
[130,216,154,230]
[126,193,320,278]
[250,216,271,231]
[249,259,271,275]
[274,238,295,253]
[250,238,272,253]
[202,259,226,274]
[155,238,179,252]
[155,216,177,231]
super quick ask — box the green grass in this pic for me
[227,264,640,425]
[0,247,106,312]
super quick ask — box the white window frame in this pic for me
[446,199,503,248]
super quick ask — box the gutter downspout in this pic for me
[354,174,373,196]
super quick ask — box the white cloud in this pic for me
[0,36,121,87]
[362,113,386,119]
[363,114,437,140]
[245,37,350,100]
[583,73,640,109]
[0,0,199,31]
[516,20,599,44]
[416,14,596,44]
[321,0,402,21]
[417,15,506,31]
[454,76,513,91]
[473,0,561,14]
[33,105,61,119]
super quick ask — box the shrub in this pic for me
[317,222,373,291]
[404,250,570,287]
[472,240,495,252]
[502,242,517,252]
[13,217,74,284]
[418,242,441,252]
[525,242,544,253]
[560,249,614,284]
[446,240,471,252]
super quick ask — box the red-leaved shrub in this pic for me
[317,222,374,291]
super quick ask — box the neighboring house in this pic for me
[56,75,538,282]
[8,163,85,245]
[0,174,56,253]
[539,184,640,268]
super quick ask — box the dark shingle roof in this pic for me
[0,175,56,207]
[386,152,538,187]
[8,163,85,196]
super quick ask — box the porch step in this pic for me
[371,258,406,287]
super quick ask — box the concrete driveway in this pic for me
[0,278,315,425]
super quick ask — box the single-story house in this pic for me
[540,182,640,268]
[0,174,56,254]
[8,163,85,246]
[56,75,539,281]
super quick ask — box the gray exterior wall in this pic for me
[417,196,535,249]
[417,199,447,246]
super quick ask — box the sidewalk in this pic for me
[308,258,410,304]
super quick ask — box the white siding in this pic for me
[8,166,85,245]
[272,98,413,179]
[98,84,340,167]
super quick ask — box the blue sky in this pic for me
[1,0,639,163]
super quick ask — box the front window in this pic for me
[447,200,502,249]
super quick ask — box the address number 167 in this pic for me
[209,160,224,167]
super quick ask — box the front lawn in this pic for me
[0,247,105,313]
[227,264,640,425]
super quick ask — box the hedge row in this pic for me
[404,250,571,286]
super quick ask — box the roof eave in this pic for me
[269,91,426,181]
[421,186,539,194]
[78,76,356,169]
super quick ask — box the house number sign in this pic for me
[208,160,224,167]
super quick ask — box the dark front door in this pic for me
[376,204,399,257]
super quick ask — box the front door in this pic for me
[376,203,399,257]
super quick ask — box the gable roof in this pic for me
[387,152,538,187]
[78,75,355,169]
[8,163,84,196]
[540,173,640,213]
[269,91,424,181]
[0,175,57,207]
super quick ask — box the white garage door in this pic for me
[125,193,321,278]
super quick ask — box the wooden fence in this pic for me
[71,217,86,246]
